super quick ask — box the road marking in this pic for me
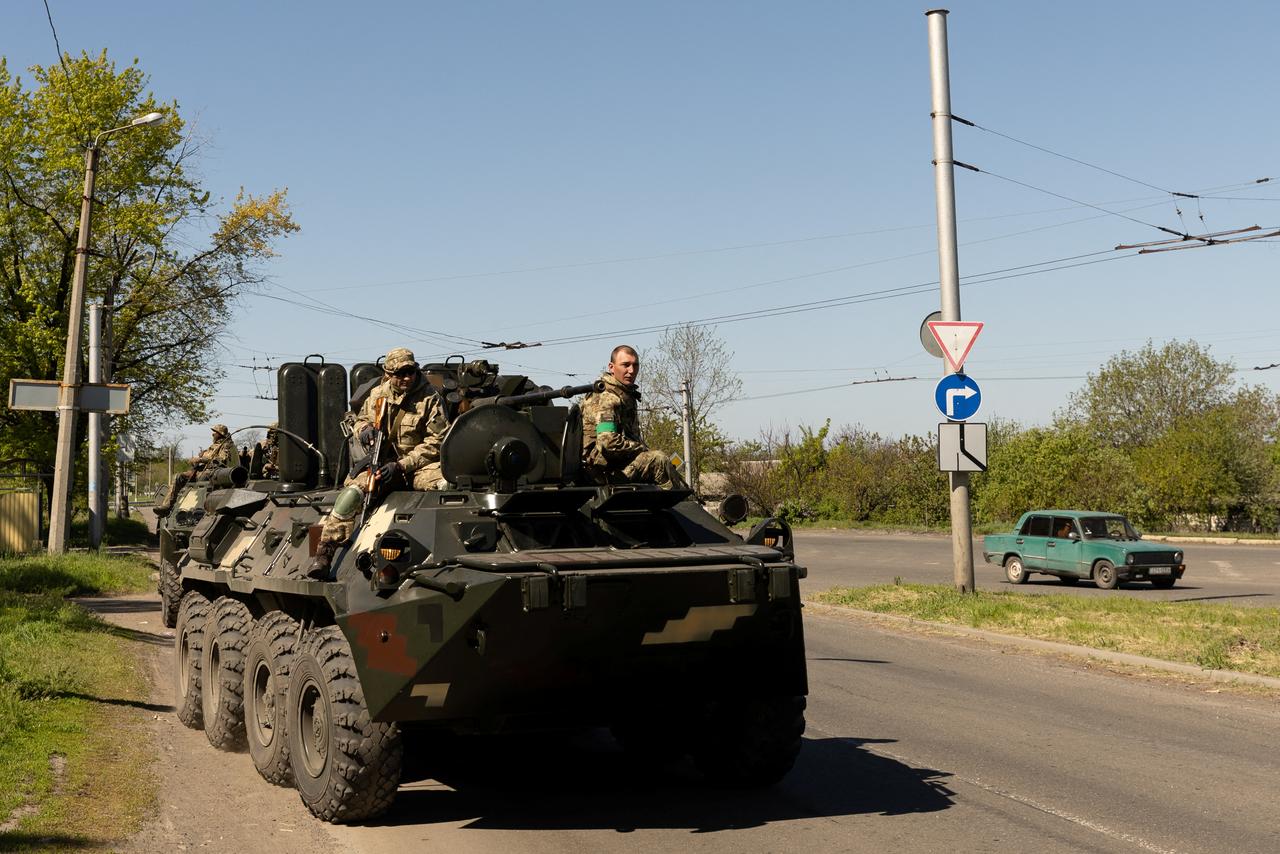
[1211,559,1243,578]
[846,739,1182,854]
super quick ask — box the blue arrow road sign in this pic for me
[935,374,982,421]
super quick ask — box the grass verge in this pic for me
[813,582,1280,678]
[0,553,156,850]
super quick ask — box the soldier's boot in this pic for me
[306,541,340,580]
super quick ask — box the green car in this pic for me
[983,510,1186,589]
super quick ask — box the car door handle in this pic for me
[1047,542,1056,548]
[1015,538,1023,544]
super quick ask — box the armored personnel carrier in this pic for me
[169,357,808,823]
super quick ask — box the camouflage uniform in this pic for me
[258,423,279,477]
[195,425,238,471]
[317,349,449,549]
[155,425,238,515]
[581,372,682,487]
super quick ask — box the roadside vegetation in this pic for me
[0,553,155,850]
[708,342,1280,535]
[815,582,1280,678]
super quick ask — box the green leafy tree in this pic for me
[975,423,1139,524]
[1063,340,1234,447]
[1132,388,1280,529]
[0,52,297,481]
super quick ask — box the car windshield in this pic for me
[1080,516,1138,540]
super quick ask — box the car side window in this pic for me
[1052,516,1077,539]
[1023,515,1051,536]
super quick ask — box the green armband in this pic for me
[596,421,616,433]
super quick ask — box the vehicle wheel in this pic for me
[1004,556,1028,584]
[1057,575,1080,586]
[201,597,252,751]
[244,611,299,786]
[287,626,403,823]
[693,695,806,787]
[1151,576,1177,589]
[174,590,211,729]
[1094,560,1119,590]
[159,560,183,629]
[611,711,690,770]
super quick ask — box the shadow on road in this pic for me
[77,596,161,615]
[1170,592,1274,603]
[43,689,172,714]
[371,730,955,832]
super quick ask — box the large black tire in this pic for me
[174,590,211,729]
[611,710,690,770]
[201,597,252,751]
[1005,555,1028,584]
[286,626,403,823]
[244,611,300,786]
[1094,560,1119,590]
[693,695,806,787]
[159,559,183,629]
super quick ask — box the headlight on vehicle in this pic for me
[1174,551,1183,564]
[1126,554,1135,565]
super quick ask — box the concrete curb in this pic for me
[804,601,1280,690]
[1145,535,1280,546]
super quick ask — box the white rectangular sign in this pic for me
[8,379,131,414]
[938,421,987,472]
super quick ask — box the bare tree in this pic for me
[642,324,742,487]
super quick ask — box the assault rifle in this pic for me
[356,396,388,530]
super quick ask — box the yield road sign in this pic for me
[938,422,987,472]
[926,320,983,373]
[934,374,981,421]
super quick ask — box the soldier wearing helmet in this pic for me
[309,347,449,578]
[154,424,240,517]
[581,344,684,488]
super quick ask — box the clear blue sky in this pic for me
[10,1,1280,456]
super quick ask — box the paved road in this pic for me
[98,588,1280,853]
[795,529,1280,606]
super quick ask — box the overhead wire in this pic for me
[40,0,87,126]
[413,248,1138,357]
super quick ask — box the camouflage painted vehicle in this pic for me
[157,466,248,627]
[169,359,808,823]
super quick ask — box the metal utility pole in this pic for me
[680,380,695,492]
[927,8,976,593]
[88,303,104,548]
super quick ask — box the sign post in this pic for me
[927,8,977,593]
[8,378,131,551]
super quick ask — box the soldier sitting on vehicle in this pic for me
[308,348,449,579]
[581,344,684,489]
[154,424,238,517]
[257,423,280,478]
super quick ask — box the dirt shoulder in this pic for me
[82,591,342,853]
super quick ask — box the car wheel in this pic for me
[1057,575,1080,585]
[1094,560,1119,590]
[1004,556,1028,584]
[1151,576,1176,589]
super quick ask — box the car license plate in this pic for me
[1150,567,1171,575]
